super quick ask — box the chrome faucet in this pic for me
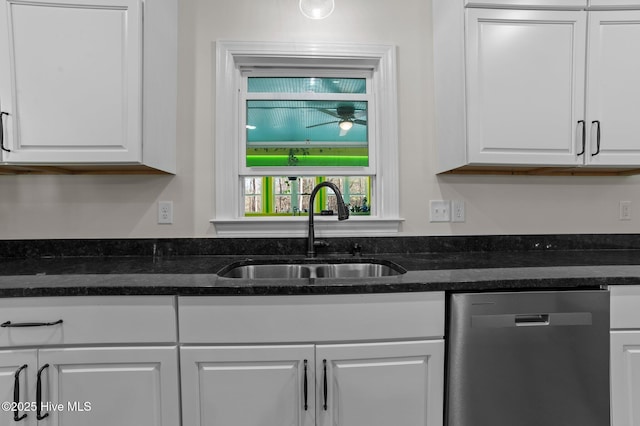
[307,181,349,257]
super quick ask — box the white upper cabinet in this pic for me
[585,11,640,165]
[0,0,176,173]
[433,0,640,174]
[0,0,142,164]
[465,9,586,167]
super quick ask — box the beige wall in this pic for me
[1,0,639,239]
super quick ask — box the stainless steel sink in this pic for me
[314,263,402,278]
[217,260,406,279]
[219,264,312,279]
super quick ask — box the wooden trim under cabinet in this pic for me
[0,164,171,175]
[440,165,640,176]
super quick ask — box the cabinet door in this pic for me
[0,0,142,163]
[585,11,640,166]
[316,340,444,426]
[37,346,179,426]
[181,345,316,426]
[0,349,37,426]
[465,9,587,166]
[611,331,640,426]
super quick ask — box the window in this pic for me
[214,41,401,237]
[242,73,373,218]
[243,176,370,216]
[244,177,263,214]
[244,77,369,168]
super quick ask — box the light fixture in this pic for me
[299,0,335,19]
[339,120,353,131]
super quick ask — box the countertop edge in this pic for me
[1,265,639,297]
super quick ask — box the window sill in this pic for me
[211,216,403,237]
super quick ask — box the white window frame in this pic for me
[212,40,402,237]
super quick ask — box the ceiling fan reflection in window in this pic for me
[306,105,367,136]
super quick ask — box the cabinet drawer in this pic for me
[178,292,445,343]
[0,296,176,347]
[610,286,640,329]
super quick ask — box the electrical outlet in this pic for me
[430,200,451,222]
[620,201,632,221]
[158,201,173,224]
[452,200,465,222]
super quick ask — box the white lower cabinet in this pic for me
[181,340,444,426]
[0,292,446,426]
[0,296,180,426]
[40,347,179,426]
[316,340,443,426]
[611,331,640,426]
[0,347,179,426]
[0,349,37,425]
[178,293,446,426]
[181,345,316,426]
[610,286,640,426]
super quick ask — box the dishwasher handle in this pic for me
[472,312,593,328]
[515,314,549,326]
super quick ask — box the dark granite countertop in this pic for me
[1,249,640,297]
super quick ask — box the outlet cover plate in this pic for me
[620,201,632,221]
[158,201,173,224]
[452,200,465,222]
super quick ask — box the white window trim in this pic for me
[212,40,403,237]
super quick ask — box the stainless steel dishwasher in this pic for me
[446,290,610,426]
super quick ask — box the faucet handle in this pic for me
[352,243,362,257]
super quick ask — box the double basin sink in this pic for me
[217,259,406,279]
